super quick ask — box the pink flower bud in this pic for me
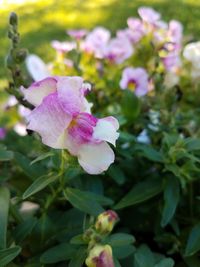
[95,210,118,234]
[85,245,114,267]
[0,128,6,140]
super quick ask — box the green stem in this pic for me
[59,150,66,188]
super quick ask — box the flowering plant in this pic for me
[1,6,200,267]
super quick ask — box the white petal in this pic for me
[78,142,115,175]
[93,117,119,146]
[26,54,51,81]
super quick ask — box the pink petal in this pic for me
[57,76,84,115]
[27,93,72,148]
[21,77,57,107]
[77,142,115,175]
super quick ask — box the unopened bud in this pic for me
[6,54,14,69]
[85,245,114,267]
[95,210,118,235]
[83,229,95,242]
[9,12,18,26]
[15,49,28,63]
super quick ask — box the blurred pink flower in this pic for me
[67,29,87,40]
[103,37,133,64]
[120,67,149,96]
[81,27,110,58]
[51,40,76,53]
[126,17,145,43]
[138,6,161,25]
[0,128,6,140]
[168,20,183,45]
[21,77,119,175]
[162,54,181,71]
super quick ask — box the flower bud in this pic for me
[85,245,114,267]
[15,49,28,63]
[95,210,118,235]
[9,12,18,26]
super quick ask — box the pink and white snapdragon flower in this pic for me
[103,37,133,64]
[81,27,110,59]
[51,40,77,53]
[120,67,149,96]
[21,76,119,175]
[126,17,145,43]
[138,6,161,25]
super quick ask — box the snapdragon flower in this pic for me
[103,37,133,64]
[183,41,200,79]
[168,20,183,45]
[81,27,110,58]
[51,40,77,53]
[21,76,119,175]
[120,67,149,96]
[138,7,161,26]
[126,17,145,43]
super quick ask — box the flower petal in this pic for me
[78,142,115,175]
[57,76,84,115]
[27,93,72,148]
[21,77,57,107]
[25,54,51,82]
[93,117,119,146]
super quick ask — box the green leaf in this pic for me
[114,178,163,209]
[81,191,113,206]
[161,177,180,227]
[0,187,10,249]
[155,258,175,267]
[114,258,122,267]
[185,223,200,256]
[184,255,200,267]
[70,234,85,245]
[30,152,54,165]
[185,138,200,151]
[135,144,164,163]
[113,245,135,259]
[0,148,13,161]
[108,165,126,185]
[107,233,135,247]
[134,245,155,267]
[40,243,77,263]
[14,152,45,179]
[121,90,141,121]
[68,247,87,267]
[0,246,21,266]
[13,217,37,243]
[23,174,58,199]
[64,187,105,216]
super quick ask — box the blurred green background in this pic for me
[1,0,200,88]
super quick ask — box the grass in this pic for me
[1,0,200,87]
